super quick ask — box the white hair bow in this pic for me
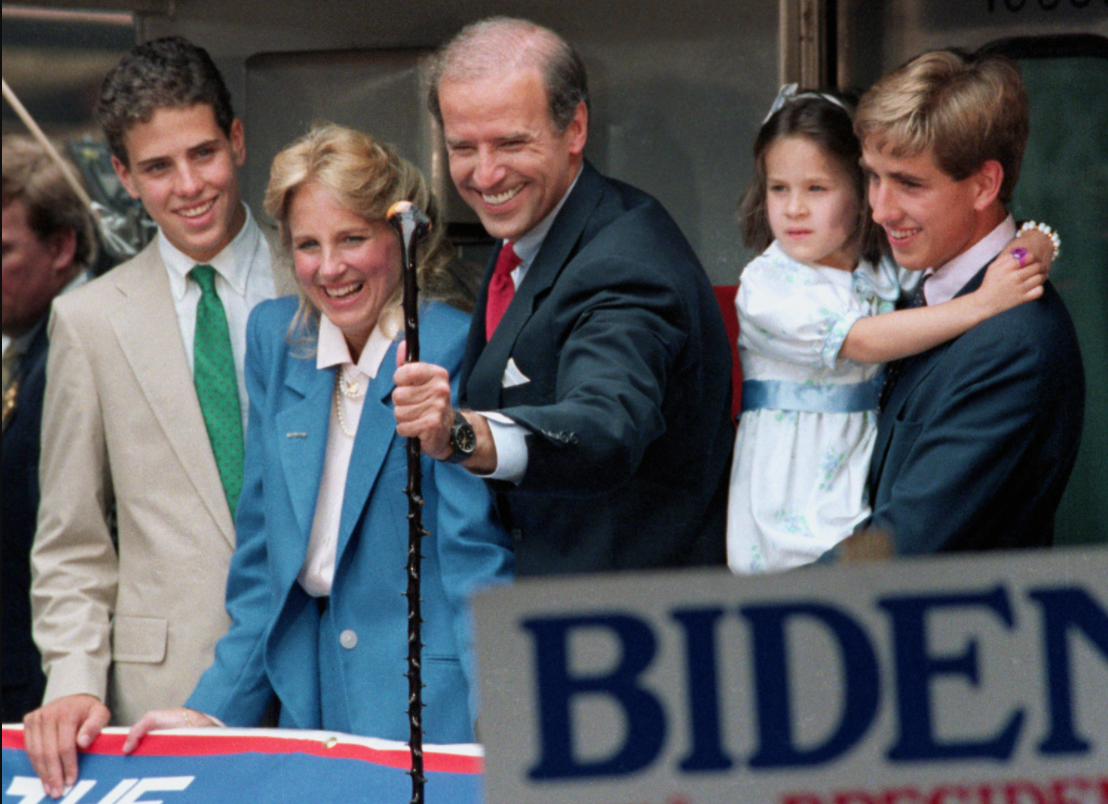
[763,83,850,123]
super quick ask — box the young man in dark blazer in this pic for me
[831,50,1084,557]
[2,135,96,723]
[394,17,733,576]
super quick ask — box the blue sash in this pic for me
[741,375,883,414]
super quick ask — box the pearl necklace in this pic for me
[333,368,364,439]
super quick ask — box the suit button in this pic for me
[339,629,358,649]
[569,433,579,445]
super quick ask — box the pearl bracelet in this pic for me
[1019,220,1061,260]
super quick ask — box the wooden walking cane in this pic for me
[386,200,432,804]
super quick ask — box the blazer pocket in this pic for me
[112,615,168,664]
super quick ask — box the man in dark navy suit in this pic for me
[2,135,96,721]
[830,50,1084,557]
[394,17,733,575]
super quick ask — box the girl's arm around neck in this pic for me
[839,247,1046,365]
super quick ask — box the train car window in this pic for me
[243,50,501,276]
[978,34,1108,546]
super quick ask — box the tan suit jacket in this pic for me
[31,240,279,725]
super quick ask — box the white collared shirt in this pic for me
[922,215,1017,306]
[158,203,276,429]
[479,167,583,484]
[297,316,394,597]
[5,317,45,363]
[503,167,582,289]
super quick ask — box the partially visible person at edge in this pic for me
[820,49,1083,561]
[24,36,287,799]
[3,134,97,723]
[121,123,513,750]
[725,87,1056,574]
[393,16,734,575]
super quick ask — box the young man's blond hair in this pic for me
[854,49,1029,205]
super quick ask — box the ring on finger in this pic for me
[1012,247,1028,267]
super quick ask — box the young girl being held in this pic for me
[727,88,1056,575]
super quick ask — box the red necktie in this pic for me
[485,242,522,340]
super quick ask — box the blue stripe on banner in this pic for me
[2,728,482,804]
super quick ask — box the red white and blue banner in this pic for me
[2,727,482,803]
[472,547,1108,804]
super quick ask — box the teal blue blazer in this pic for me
[187,296,513,743]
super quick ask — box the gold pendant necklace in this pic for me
[337,366,363,399]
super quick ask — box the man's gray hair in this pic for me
[426,17,589,134]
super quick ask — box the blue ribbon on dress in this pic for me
[741,374,884,414]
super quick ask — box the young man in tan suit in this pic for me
[23,37,286,798]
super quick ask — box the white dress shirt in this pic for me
[158,203,276,429]
[922,216,1017,306]
[297,317,394,597]
[480,167,582,483]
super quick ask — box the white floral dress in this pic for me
[727,241,900,574]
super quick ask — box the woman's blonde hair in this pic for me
[264,123,474,343]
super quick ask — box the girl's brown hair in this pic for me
[738,93,884,265]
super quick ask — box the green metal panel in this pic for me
[1008,47,1108,545]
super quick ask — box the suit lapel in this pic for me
[335,339,400,556]
[890,261,989,407]
[108,245,236,546]
[870,262,991,489]
[2,325,48,436]
[465,163,603,410]
[275,354,332,554]
[459,266,494,405]
[18,325,50,383]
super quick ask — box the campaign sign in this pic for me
[472,548,1108,804]
[1,727,482,803]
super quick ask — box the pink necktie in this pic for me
[486,242,522,340]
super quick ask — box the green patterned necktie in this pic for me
[190,264,244,514]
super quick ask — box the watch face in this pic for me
[456,426,476,453]
[453,415,477,455]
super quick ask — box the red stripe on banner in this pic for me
[2,727,482,774]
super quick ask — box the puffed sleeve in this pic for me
[737,247,864,370]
